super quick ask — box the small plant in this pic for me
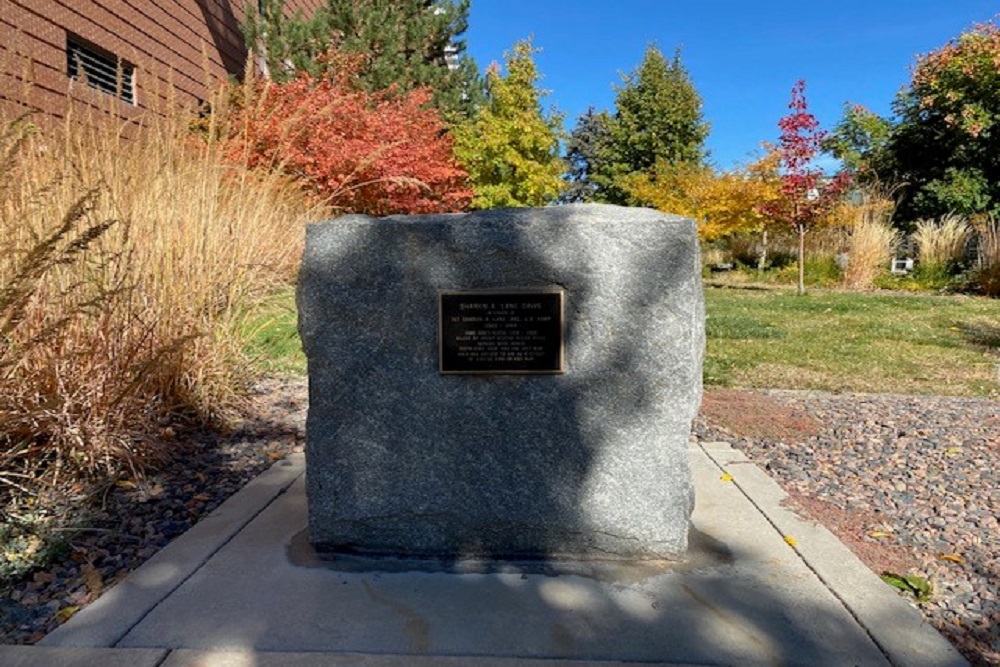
[0,513,70,585]
[881,572,933,603]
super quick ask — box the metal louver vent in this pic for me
[66,36,135,105]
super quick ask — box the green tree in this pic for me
[562,107,613,203]
[242,0,483,120]
[452,39,566,209]
[888,20,1000,220]
[242,0,330,79]
[593,46,708,204]
[823,102,893,182]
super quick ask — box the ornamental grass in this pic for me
[913,214,973,271]
[971,215,1000,297]
[841,195,900,289]
[0,83,323,542]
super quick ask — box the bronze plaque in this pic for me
[439,290,564,374]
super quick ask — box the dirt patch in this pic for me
[782,488,922,577]
[699,388,822,442]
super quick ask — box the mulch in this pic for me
[0,377,307,644]
[1,379,997,666]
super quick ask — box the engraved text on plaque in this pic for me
[439,291,564,374]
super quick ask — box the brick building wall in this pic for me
[0,0,323,119]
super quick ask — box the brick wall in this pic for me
[0,0,323,119]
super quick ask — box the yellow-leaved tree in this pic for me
[452,39,566,208]
[622,151,781,242]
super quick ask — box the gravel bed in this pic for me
[695,388,1000,667]
[2,379,997,666]
[0,377,307,644]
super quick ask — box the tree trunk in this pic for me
[758,228,769,272]
[797,224,806,296]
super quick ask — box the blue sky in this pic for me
[464,1,998,172]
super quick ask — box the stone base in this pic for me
[298,204,704,560]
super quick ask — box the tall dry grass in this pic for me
[913,214,972,270]
[972,215,1000,296]
[1,86,324,513]
[841,195,900,289]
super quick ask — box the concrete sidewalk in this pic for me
[2,442,967,667]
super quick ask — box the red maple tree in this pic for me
[758,80,851,294]
[226,56,472,216]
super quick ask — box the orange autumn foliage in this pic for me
[225,61,472,216]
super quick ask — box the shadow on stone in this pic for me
[287,526,732,579]
[297,204,704,562]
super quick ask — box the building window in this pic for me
[66,35,135,105]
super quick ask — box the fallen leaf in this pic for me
[55,606,79,622]
[34,571,56,584]
[192,493,212,502]
[784,535,797,547]
[868,531,893,539]
[944,447,962,456]
[720,472,733,482]
[267,451,286,461]
[82,563,103,595]
[938,553,964,564]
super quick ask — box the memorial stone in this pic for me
[298,204,704,560]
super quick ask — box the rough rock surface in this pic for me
[298,205,704,559]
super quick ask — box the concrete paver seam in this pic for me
[694,441,902,667]
[108,467,305,648]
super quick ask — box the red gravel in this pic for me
[695,387,1000,667]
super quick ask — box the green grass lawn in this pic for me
[705,285,1000,396]
[241,285,1000,397]
[240,287,306,375]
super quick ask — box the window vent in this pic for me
[66,36,135,105]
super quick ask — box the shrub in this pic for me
[726,234,761,267]
[804,254,844,286]
[224,55,472,215]
[723,232,795,270]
